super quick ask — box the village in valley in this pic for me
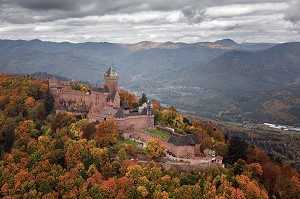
[48,66,224,170]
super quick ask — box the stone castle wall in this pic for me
[164,142,201,158]
[117,115,155,132]
[105,76,118,92]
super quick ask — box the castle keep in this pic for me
[49,67,154,131]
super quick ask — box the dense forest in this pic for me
[0,74,300,198]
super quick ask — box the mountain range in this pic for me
[0,39,299,125]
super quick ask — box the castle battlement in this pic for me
[55,90,86,95]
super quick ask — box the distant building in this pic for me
[49,66,154,131]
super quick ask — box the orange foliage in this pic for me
[25,97,35,109]
[152,100,163,111]
[101,178,117,195]
[118,89,139,108]
[230,188,246,199]
[246,181,268,199]
[95,119,118,147]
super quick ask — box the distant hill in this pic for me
[215,38,276,51]
[179,42,300,89]
[0,39,236,84]
[165,42,300,125]
[0,39,275,85]
[1,39,299,125]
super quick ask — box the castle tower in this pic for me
[104,66,118,93]
[49,76,59,91]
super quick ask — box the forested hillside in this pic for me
[0,74,300,198]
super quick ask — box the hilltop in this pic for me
[0,74,300,198]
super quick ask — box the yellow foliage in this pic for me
[137,185,148,197]
[145,138,164,159]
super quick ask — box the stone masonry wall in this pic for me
[52,90,108,110]
[164,142,196,158]
[117,115,154,131]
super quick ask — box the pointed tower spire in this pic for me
[104,66,118,77]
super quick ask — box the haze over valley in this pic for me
[1,39,300,126]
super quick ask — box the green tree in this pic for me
[154,110,163,125]
[226,136,249,164]
[118,147,127,161]
[214,142,228,157]
[139,93,148,105]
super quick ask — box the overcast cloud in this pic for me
[0,0,299,43]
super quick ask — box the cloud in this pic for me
[285,0,300,22]
[284,0,300,30]
[181,6,205,24]
[182,2,288,24]
[205,3,288,18]
[0,0,215,23]
[0,0,299,43]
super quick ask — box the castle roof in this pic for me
[168,134,200,146]
[104,66,118,77]
[140,107,153,115]
[121,101,130,110]
[92,85,109,93]
[114,108,125,118]
[107,90,117,101]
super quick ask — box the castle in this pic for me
[49,67,154,131]
[49,67,218,160]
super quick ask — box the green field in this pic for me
[120,139,142,147]
[146,129,171,140]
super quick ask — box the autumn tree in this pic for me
[68,119,89,139]
[15,120,39,139]
[161,109,184,130]
[154,110,163,125]
[94,119,118,147]
[81,122,96,140]
[152,100,163,111]
[118,147,127,161]
[118,89,139,108]
[145,138,164,159]
[50,112,76,131]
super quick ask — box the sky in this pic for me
[0,0,300,43]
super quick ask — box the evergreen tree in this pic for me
[226,136,249,164]
[139,93,148,105]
